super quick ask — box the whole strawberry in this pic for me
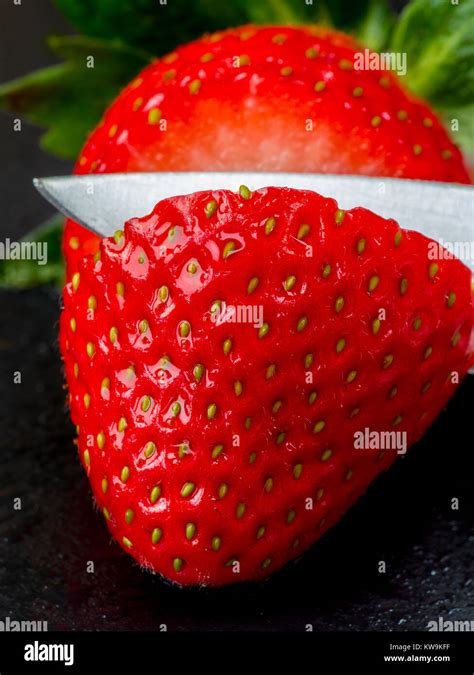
[60,185,473,586]
[63,25,470,278]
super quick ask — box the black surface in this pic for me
[0,0,472,633]
[0,288,472,631]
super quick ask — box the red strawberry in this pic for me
[63,25,470,279]
[60,185,473,586]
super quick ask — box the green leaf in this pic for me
[0,35,150,160]
[53,0,393,54]
[439,104,474,166]
[391,0,474,108]
[218,0,327,25]
[0,215,65,288]
[53,0,247,54]
[354,0,396,51]
[53,0,318,53]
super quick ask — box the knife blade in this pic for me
[33,172,474,271]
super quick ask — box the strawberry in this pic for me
[63,25,470,279]
[60,185,473,586]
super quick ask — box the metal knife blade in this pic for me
[33,172,474,271]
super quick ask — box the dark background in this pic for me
[0,0,72,241]
[0,0,472,632]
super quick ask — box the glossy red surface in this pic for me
[60,186,473,586]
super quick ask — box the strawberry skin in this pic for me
[60,186,473,586]
[63,24,470,279]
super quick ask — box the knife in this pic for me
[33,172,474,272]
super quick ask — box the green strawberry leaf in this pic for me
[212,0,328,26]
[0,214,65,288]
[319,0,395,49]
[353,0,396,51]
[0,35,150,160]
[391,0,474,108]
[52,0,251,54]
[53,0,393,53]
[222,0,395,48]
[438,104,474,166]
